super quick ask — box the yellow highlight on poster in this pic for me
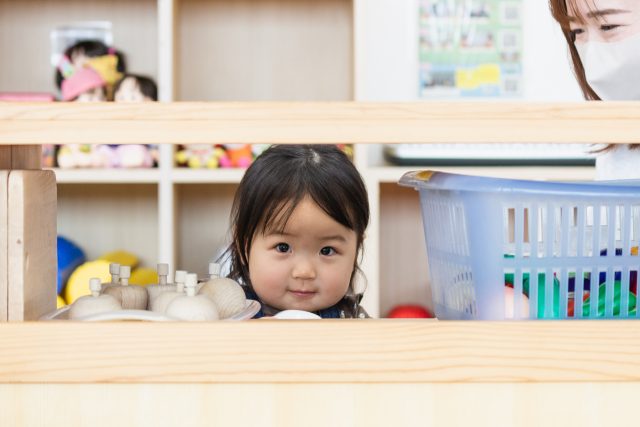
[456,64,500,89]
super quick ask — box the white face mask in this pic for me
[576,31,640,100]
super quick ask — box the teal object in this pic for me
[582,281,637,317]
[504,271,560,318]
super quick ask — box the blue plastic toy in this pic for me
[57,236,86,295]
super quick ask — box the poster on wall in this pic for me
[418,0,523,98]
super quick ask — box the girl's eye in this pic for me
[275,243,290,253]
[320,246,336,256]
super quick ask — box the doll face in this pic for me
[248,197,357,313]
[568,0,640,43]
[75,86,106,102]
[115,77,151,102]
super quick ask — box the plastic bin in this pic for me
[399,170,640,320]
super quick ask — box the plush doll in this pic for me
[55,40,126,101]
[175,144,221,169]
[114,74,158,102]
[57,55,107,102]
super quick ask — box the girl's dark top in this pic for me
[242,286,369,319]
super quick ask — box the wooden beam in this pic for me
[2,320,640,383]
[7,170,56,321]
[0,102,639,144]
[0,145,42,169]
[0,171,7,321]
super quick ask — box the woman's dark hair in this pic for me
[549,0,638,151]
[227,144,370,301]
[114,74,158,101]
[54,40,127,89]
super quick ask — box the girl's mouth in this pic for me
[289,290,317,298]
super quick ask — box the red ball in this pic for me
[387,305,434,318]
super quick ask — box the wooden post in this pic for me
[0,171,8,321]
[1,145,56,321]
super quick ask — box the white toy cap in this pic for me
[109,263,120,275]
[157,263,169,275]
[119,265,131,278]
[175,270,187,283]
[89,277,102,293]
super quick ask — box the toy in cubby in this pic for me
[69,278,122,320]
[61,261,252,321]
[54,40,159,170]
[59,247,157,306]
[102,265,148,310]
[149,269,187,313]
[165,274,220,321]
[386,305,434,318]
[504,269,637,318]
[175,144,270,169]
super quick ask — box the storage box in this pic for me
[399,170,640,320]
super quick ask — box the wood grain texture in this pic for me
[2,320,640,383]
[0,147,9,169]
[1,383,640,427]
[0,171,7,321]
[1,102,640,144]
[7,171,57,320]
[0,146,41,169]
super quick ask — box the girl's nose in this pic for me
[291,257,316,280]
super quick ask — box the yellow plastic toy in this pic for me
[98,250,138,269]
[130,267,159,286]
[64,260,111,304]
[56,295,66,308]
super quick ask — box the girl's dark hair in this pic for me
[227,144,370,304]
[548,0,639,152]
[54,40,127,89]
[114,74,158,101]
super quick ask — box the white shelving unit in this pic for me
[1,0,591,317]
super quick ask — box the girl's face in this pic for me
[248,197,357,313]
[115,77,150,102]
[568,0,640,43]
[75,87,106,102]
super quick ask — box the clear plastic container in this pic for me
[399,170,640,320]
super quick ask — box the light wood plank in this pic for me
[1,102,640,144]
[0,171,7,321]
[178,0,352,101]
[1,383,639,427]
[2,320,640,383]
[7,171,57,321]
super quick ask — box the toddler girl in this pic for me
[227,144,370,318]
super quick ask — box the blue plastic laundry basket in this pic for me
[399,170,640,320]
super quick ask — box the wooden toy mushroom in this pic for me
[165,273,219,321]
[69,277,122,320]
[150,270,187,314]
[146,263,177,303]
[102,265,148,310]
[198,262,246,319]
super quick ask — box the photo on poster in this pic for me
[50,21,113,68]
[418,0,523,98]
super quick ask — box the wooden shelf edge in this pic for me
[2,320,639,384]
[2,101,640,144]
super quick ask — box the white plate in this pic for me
[40,299,261,322]
[273,310,321,320]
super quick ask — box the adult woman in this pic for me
[549,0,640,179]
